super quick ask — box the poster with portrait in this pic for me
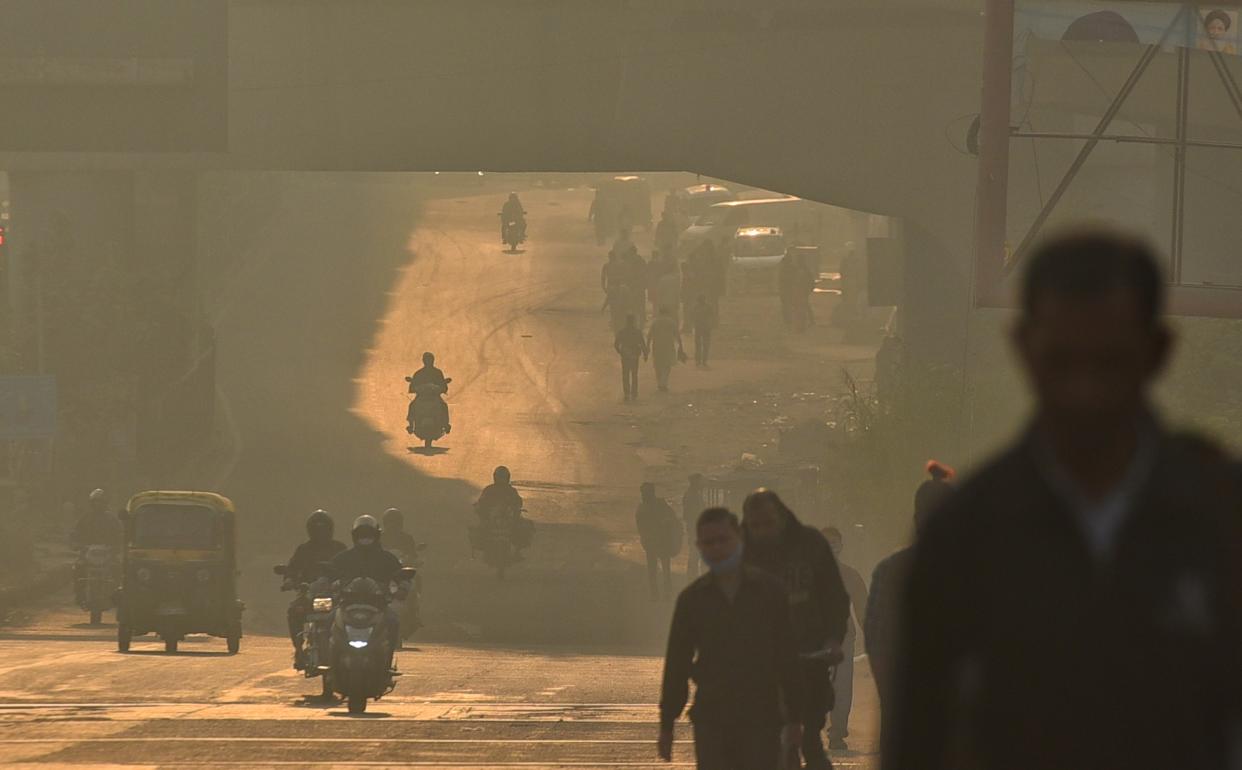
[1197,8,1239,55]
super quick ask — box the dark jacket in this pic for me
[476,483,523,517]
[614,326,648,359]
[71,512,123,549]
[659,566,802,729]
[286,538,347,584]
[636,498,678,556]
[863,546,913,701]
[408,365,446,391]
[329,543,403,586]
[885,429,1242,770]
[745,512,850,653]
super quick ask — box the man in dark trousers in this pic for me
[821,526,869,751]
[614,314,648,402]
[636,482,678,601]
[282,509,348,664]
[690,294,715,368]
[658,507,803,769]
[885,230,1242,770]
[742,489,850,770]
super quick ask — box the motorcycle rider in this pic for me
[474,466,535,555]
[71,489,122,605]
[330,515,405,663]
[406,352,450,435]
[500,192,526,242]
[282,509,348,665]
[382,507,423,639]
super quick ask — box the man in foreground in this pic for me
[885,230,1242,770]
[658,507,803,769]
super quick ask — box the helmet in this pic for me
[508,191,518,200]
[306,509,334,539]
[493,466,511,485]
[351,514,382,545]
[88,488,106,503]
[422,351,435,365]
[382,507,403,530]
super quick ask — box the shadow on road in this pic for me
[407,446,451,456]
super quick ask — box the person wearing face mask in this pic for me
[820,526,869,752]
[742,489,849,770]
[657,507,804,769]
[330,515,405,657]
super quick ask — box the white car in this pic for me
[730,226,787,270]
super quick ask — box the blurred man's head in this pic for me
[422,351,435,366]
[493,465,511,486]
[696,507,742,571]
[88,488,107,514]
[742,488,791,545]
[822,526,843,555]
[1014,230,1170,435]
[640,482,656,502]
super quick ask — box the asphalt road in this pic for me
[0,178,879,768]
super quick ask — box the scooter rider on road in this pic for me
[282,509,347,666]
[500,192,526,241]
[406,352,451,435]
[474,466,535,555]
[71,489,122,605]
[330,515,407,663]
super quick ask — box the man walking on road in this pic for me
[636,482,679,601]
[691,294,715,368]
[743,489,850,770]
[614,314,648,402]
[821,526,869,752]
[885,230,1242,770]
[647,306,685,393]
[658,507,804,769]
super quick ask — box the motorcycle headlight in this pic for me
[136,568,152,583]
[195,569,211,583]
[345,625,372,646]
[348,640,369,649]
[312,597,333,613]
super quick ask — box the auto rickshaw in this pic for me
[116,491,244,654]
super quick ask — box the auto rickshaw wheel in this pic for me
[165,637,178,653]
[227,635,240,654]
[117,624,132,653]
[320,674,334,700]
[347,694,367,714]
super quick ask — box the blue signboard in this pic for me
[0,376,56,439]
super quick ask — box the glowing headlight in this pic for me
[312,597,333,612]
[348,640,369,649]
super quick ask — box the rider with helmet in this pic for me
[474,466,535,553]
[282,510,347,660]
[406,352,451,436]
[330,515,405,658]
[500,192,526,242]
[71,489,122,605]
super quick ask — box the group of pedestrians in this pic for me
[656,229,1242,769]
[608,241,717,401]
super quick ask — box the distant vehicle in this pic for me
[500,215,526,253]
[679,196,823,259]
[671,183,735,224]
[406,376,452,449]
[726,226,788,295]
[591,175,653,244]
[116,491,243,654]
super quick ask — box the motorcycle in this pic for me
[405,376,452,449]
[274,565,337,699]
[77,544,117,626]
[330,567,417,714]
[500,213,526,252]
[470,507,532,580]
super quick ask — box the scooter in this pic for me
[500,214,526,252]
[405,377,452,449]
[469,507,532,580]
[330,568,417,714]
[77,544,117,626]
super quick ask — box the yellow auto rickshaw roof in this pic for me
[126,490,235,514]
